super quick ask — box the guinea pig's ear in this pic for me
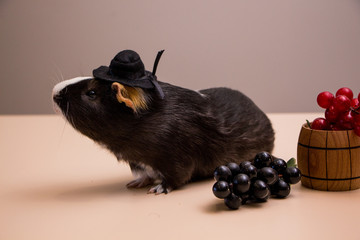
[111,82,148,113]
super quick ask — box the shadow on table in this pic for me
[13,177,150,202]
[58,178,148,200]
[203,197,268,213]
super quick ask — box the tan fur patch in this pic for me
[111,82,148,112]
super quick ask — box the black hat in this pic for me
[93,50,165,99]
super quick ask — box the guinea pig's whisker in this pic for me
[55,103,69,151]
[58,116,68,147]
[60,70,64,82]
[65,102,77,129]
[65,101,70,118]
[70,116,77,130]
[52,62,65,83]
[51,67,63,85]
[51,76,58,85]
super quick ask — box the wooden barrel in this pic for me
[297,124,360,191]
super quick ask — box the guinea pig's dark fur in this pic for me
[53,77,274,194]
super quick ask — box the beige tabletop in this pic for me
[1,113,359,240]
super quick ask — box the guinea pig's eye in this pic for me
[86,90,96,100]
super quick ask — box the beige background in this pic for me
[1,0,360,114]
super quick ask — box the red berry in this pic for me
[358,92,360,102]
[333,95,351,113]
[329,123,342,131]
[325,105,339,123]
[338,111,354,130]
[353,112,360,127]
[311,118,329,130]
[317,91,334,109]
[336,87,353,100]
[354,125,360,137]
[351,98,359,108]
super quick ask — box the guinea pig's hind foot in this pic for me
[148,182,172,195]
[126,175,154,188]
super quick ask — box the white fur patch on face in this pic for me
[52,76,92,97]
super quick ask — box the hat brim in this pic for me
[93,66,155,89]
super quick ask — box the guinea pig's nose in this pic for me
[53,93,63,105]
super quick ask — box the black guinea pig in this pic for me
[52,50,274,194]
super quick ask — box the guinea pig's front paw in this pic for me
[126,175,154,188]
[148,182,172,195]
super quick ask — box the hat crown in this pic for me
[109,50,145,80]
[92,49,165,99]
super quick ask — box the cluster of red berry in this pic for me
[310,87,360,136]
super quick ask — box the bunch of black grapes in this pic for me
[212,152,301,210]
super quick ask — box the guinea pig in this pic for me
[52,50,274,194]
